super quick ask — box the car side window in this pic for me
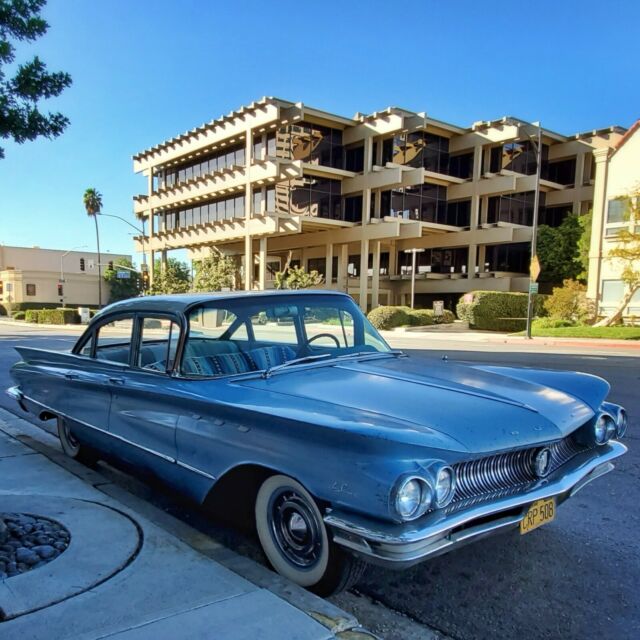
[137,317,181,373]
[94,317,134,365]
[303,306,355,348]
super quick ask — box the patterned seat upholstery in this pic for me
[181,342,296,377]
[243,345,296,371]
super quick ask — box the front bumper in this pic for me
[324,441,627,569]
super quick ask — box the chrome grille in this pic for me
[451,437,588,505]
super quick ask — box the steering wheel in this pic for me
[298,332,341,357]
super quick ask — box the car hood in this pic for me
[238,355,608,454]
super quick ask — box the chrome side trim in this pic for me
[16,393,176,464]
[176,460,216,480]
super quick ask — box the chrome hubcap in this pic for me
[269,489,322,569]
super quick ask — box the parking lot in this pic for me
[1,323,638,640]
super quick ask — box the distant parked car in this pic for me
[7,291,628,594]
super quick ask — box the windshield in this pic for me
[183,294,390,377]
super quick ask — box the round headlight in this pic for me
[434,466,456,508]
[616,408,628,439]
[594,413,616,445]
[394,477,432,521]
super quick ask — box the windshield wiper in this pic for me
[262,350,405,379]
[262,353,333,378]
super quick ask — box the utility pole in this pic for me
[525,122,543,339]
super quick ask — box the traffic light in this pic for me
[57,283,64,297]
[141,269,150,291]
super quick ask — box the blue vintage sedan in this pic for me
[7,291,628,595]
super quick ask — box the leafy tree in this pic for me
[103,258,141,302]
[577,209,592,282]
[274,250,324,290]
[0,0,72,159]
[544,279,593,323]
[595,188,640,326]
[150,257,191,294]
[536,214,582,286]
[83,187,103,307]
[193,250,237,292]
[274,265,324,290]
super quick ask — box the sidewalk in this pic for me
[381,326,640,352]
[0,408,374,640]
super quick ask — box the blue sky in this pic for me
[1,0,638,262]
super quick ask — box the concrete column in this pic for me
[470,196,480,229]
[161,250,167,273]
[478,246,487,273]
[359,238,369,312]
[480,196,489,225]
[244,235,253,291]
[147,167,155,285]
[337,243,349,292]
[574,151,586,188]
[472,145,483,180]
[258,237,267,290]
[325,243,334,289]
[388,240,397,276]
[362,188,372,225]
[300,248,308,271]
[373,189,382,219]
[244,127,254,291]
[371,240,381,309]
[467,244,477,279]
[587,149,610,303]
[364,136,374,173]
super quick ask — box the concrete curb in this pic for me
[0,407,378,639]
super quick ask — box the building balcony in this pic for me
[133,159,303,215]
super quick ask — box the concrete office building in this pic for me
[132,97,627,312]
[0,245,130,310]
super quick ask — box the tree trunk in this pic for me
[594,285,638,327]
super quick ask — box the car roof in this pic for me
[96,289,350,316]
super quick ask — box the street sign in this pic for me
[116,270,131,279]
[529,282,539,294]
[529,254,541,282]
[433,300,444,316]
[88,259,95,270]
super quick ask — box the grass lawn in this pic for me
[525,326,640,340]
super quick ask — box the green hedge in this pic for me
[0,302,99,316]
[25,308,80,325]
[456,291,547,332]
[12,311,26,320]
[368,305,456,330]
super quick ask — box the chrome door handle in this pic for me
[108,377,126,385]
[64,372,79,380]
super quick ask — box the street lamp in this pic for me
[60,245,88,308]
[95,212,148,268]
[404,248,426,309]
[522,122,543,339]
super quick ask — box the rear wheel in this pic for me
[255,474,367,596]
[57,417,97,465]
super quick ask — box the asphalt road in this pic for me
[1,325,638,640]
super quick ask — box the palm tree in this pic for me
[83,188,103,308]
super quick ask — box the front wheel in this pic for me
[57,417,97,465]
[255,474,367,596]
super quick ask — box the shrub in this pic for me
[456,291,547,332]
[544,279,594,323]
[533,317,577,329]
[407,309,435,326]
[367,306,412,330]
[12,311,26,320]
[24,308,79,324]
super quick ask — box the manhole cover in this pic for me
[0,513,70,579]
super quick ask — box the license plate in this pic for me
[520,497,556,535]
